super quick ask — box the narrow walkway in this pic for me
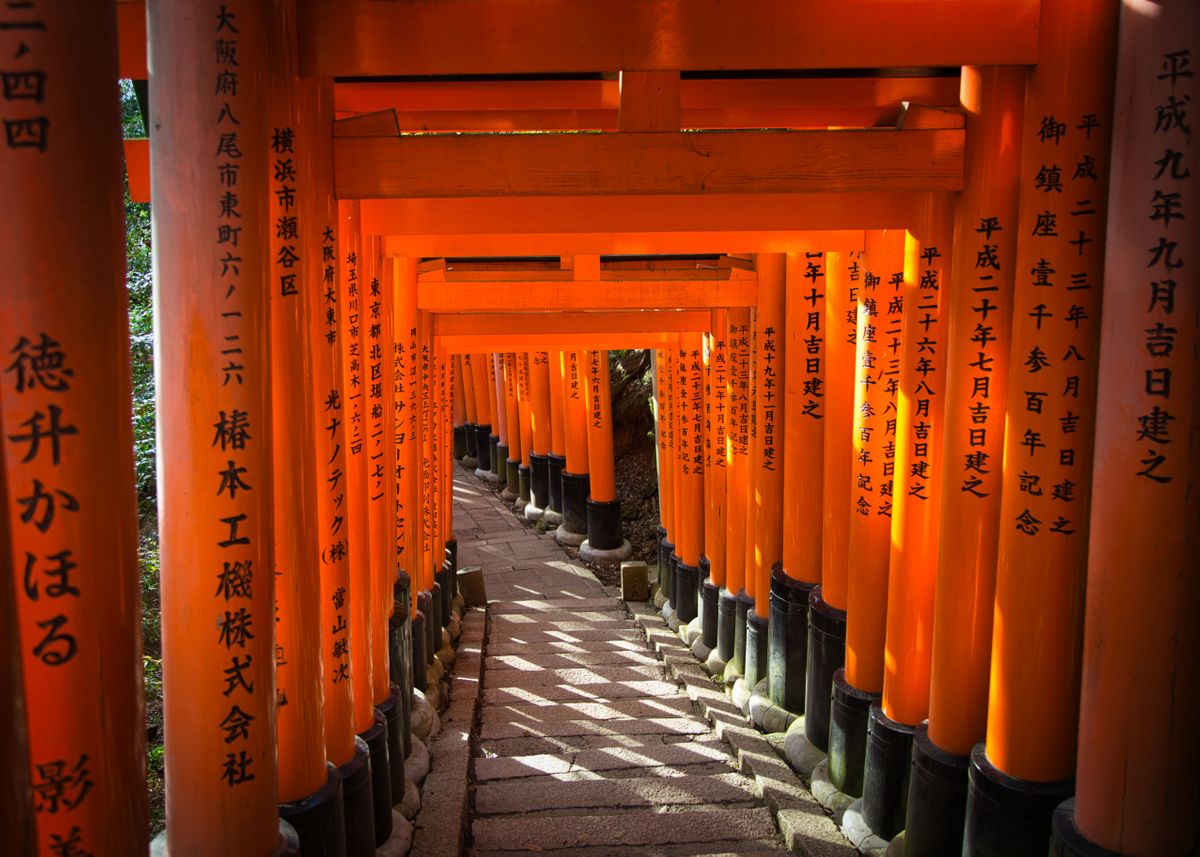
[451,465,791,856]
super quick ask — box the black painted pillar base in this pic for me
[905,722,970,857]
[377,683,406,806]
[744,610,769,689]
[360,709,392,846]
[585,497,622,550]
[805,586,847,752]
[1049,799,1123,857]
[410,607,426,693]
[279,762,346,857]
[547,453,565,514]
[656,526,669,594]
[829,668,879,798]
[427,583,440,664]
[473,424,492,472]
[489,435,501,477]
[504,457,520,497]
[390,570,413,760]
[963,744,1073,857]
[699,560,719,649]
[435,562,451,629]
[453,425,467,461]
[444,539,458,600]
[559,470,590,537]
[517,464,531,505]
[463,421,478,464]
[717,588,737,662]
[529,452,550,511]
[661,542,676,606]
[675,561,700,623]
[669,553,681,610]
[768,563,814,714]
[732,589,752,674]
[862,700,915,840]
[338,736,375,857]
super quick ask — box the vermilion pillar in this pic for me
[831,229,905,798]
[864,199,953,839]
[526,352,553,519]
[515,353,533,510]
[460,354,479,466]
[545,351,568,524]
[265,8,339,845]
[662,344,680,610]
[806,247,861,750]
[4,5,147,854]
[501,354,521,502]
[486,353,502,482]
[581,350,631,561]
[723,308,753,671]
[1053,6,1198,855]
[493,354,510,485]
[907,65,1026,857]
[967,1,1118,852]
[470,353,493,478]
[654,349,675,597]
[770,251,826,714]
[555,351,591,545]
[700,315,729,651]
[452,357,466,461]
[674,333,705,625]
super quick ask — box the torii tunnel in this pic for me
[1,1,1196,856]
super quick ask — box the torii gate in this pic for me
[2,3,1196,857]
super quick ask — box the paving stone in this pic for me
[481,681,685,706]
[480,694,696,721]
[473,771,762,815]
[478,728,714,757]
[478,716,708,740]
[473,740,735,781]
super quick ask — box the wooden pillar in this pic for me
[395,260,420,605]
[863,198,953,839]
[545,351,568,523]
[580,350,629,559]
[470,353,492,476]
[486,352,502,480]
[723,307,753,670]
[806,247,861,751]
[654,349,674,594]
[526,352,553,517]
[451,356,466,460]
[501,354,521,500]
[265,5,334,839]
[831,229,905,798]
[460,354,478,465]
[515,353,533,508]
[493,353,509,469]
[555,350,589,544]
[770,251,826,713]
[3,5,147,853]
[700,315,729,649]
[967,0,1119,851]
[674,332,705,623]
[1053,6,1198,855]
[743,255,785,690]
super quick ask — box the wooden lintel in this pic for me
[433,310,710,338]
[619,71,681,132]
[124,138,150,203]
[898,103,966,130]
[334,128,963,199]
[117,1,147,79]
[333,110,400,137]
[418,279,757,312]
[299,0,1039,76]
[439,332,681,353]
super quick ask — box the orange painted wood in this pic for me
[844,230,906,693]
[332,109,400,138]
[338,201,376,734]
[751,255,786,616]
[724,307,753,597]
[461,354,478,424]
[781,251,826,583]
[452,356,466,428]
[819,248,863,611]
[395,258,422,594]
[618,71,680,133]
[1074,3,1198,850]
[369,197,906,257]
[298,0,1039,76]
[433,310,710,338]
[517,354,533,467]
[988,0,1119,783]
[563,352,590,476]
[334,78,960,119]
[703,314,729,587]
[881,198,953,728]
[677,333,705,567]
[267,9,326,799]
[307,81,357,763]
[529,353,553,456]
[471,353,492,427]
[655,350,675,543]
[4,5,147,852]
[548,352,566,457]
[439,333,681,352]
[123,139,150,203]
[116,0,147,78]
[492,354,509,447]
[334,129,963,199]
[487,353,502,442]
[926,66,1026,758]
[420,280,756,312]
[583,351,617,503]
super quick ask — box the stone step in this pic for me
[470,807,779,851]
[484,650,662,670]
[482,664,667,689]
[478,715,707,741]
[478,727,714,757]
[486,627,645,643]
[489,596,624,613]
[473,740,735,781]
[485,639,648,656]
[473,770,760,815]
[481,681,687,708]
[470,842,786,857]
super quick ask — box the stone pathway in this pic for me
[450,465,793,856]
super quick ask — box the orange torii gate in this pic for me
[3,2,1196,857]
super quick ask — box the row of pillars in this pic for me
[1,2,481,856]
[450,349,630,561]
[650,5,1197,857]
